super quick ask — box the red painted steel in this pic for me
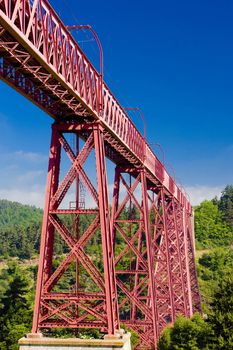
[0,1,201,349]
[66,25,103,113]
[0,0,190,210]
[32,122,119,333]
[111,167,158,348]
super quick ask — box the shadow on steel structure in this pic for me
[0,1,201,349]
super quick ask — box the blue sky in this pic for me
[0,0,232,207]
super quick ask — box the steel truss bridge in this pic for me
[0,1,201,348]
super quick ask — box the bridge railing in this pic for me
[0,0,191,212]
[102,84,145,161]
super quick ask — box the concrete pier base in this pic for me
[19,332,131,350]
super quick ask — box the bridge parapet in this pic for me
[0,0,191,212]
[19,332,131,350]
[0,1,201,348]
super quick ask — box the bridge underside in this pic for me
[0,1,201,349]
[26,121,199,349]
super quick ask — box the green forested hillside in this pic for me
[158,185,233,350]
[194,192,233,248]
[0,200,42,228]
[0,200,42,259]
[0,186,232,349]
[0,200,101,260]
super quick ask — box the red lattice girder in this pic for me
[0,1,202,348]
[185,212,202,314]
[0,0,192,208]
[32,122,119,334]
[111,167,159,348]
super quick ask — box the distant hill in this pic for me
[194,185,233,249]
[0,184,232,259]
[0,199,93,260]
[0,199,42,259]
[0,199,42,228]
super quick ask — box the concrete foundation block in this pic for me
[19,332,131,350]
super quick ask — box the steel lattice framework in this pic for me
[0,1,201,348]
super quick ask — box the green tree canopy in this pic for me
[219,185,233,226]
[208,274,233,349]
[0,262,33,350]
[194,200,232,248]
[197,247,233,313]
[158,313,213,350]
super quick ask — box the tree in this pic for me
[158,313,213,350]
[197,247,233,313]
[199,247,233,280]
[0,199,42,259]
[208,275,233,349]
[194,200,232,248]
[219,185,233,226]
[0,262,33,349]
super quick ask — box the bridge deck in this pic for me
[0,0,191,213]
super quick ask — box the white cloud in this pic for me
[109,182,224,207]
[110,181,223,207]
[185,185,223,206]
[0,183,99,209]
[0,188,45,208]
[13,150,47,163]
[0,172,224,210]
[17,170,44,183]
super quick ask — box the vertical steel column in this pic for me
[148,188,174,333]
[164,196,187,316]
[31,122,120,334]
[111,167,158,348]
[186,212,202,314]
[93,124,119,334]
[172,199,188,316]
[32,124,61,333]
[141,169,159,345]
[131,224,143,322]
[111,168,120,248]
[160,189,175,322]
[75,134,79,332]
[182,208,193,317]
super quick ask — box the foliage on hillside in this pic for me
[158,185,233,349]
[0,200,42,259]
[209,274,233,349]
[194,196,233,249]
[219,185,233,226]
[158,313,213,350]
[0,185,232,349]
[0,200,105,260]
[158,275,233,349]
[0,262,34,350]
[0,200,42,228]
